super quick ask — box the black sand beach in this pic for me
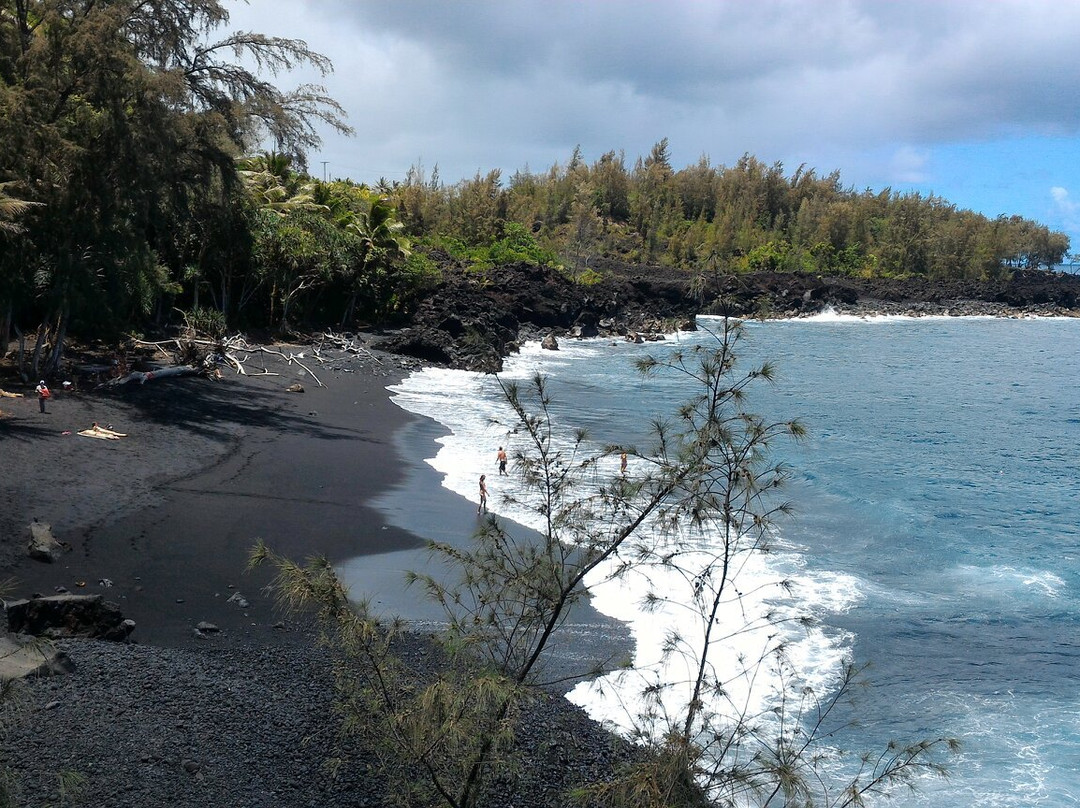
[2,349,426,648]
[0,345,632,806]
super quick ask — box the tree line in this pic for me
[0,0,402,376]
[0,2,1070,381]
[392,139,1069,284]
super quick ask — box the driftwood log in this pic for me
[313,330,382,366]
[108,335,328,388]
[106,365,198,386]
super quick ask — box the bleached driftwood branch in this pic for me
[119,332,370,389]
[315,330,382,364]
[105,365,199,386]
[236,344,324,387]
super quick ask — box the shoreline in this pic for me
[4,303,1068,646]
[1,341,631,673]
[3,312,1073,805]
[0,343,639,806]
[342,398,635,684]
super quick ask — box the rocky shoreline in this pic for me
[381,263,1080,371]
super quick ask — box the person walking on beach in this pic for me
[497,446,508,476]
[620,451,628,475]
[35,380,50,413]
[478,474,488,513]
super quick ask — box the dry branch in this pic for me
[104,365,199,386]
[119,332,373,389]
[316,330,382,364]
[236,345,324,387]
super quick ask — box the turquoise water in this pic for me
[387,314,1080,806]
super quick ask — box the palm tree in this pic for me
[340,193,411,325]
[237,152,327,216]
[0,182,42,235]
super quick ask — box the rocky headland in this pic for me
[382,261,1080,371]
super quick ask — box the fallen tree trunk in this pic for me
[104,365,198,386]
[130,336,325,387]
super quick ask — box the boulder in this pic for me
[0,634,74,680]
[541,333,559,351]
[570,313,600,338]
[27,520,66,563]
[5,594,135,641]
[568,322,599,339]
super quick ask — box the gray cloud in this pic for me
[223,0,1080,235]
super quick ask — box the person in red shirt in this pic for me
[35,380,50,413]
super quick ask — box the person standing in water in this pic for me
[478,474,488,513]
[497,446,508,476]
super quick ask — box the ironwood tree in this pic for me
[255,318,955,808]
[0,0,350,373]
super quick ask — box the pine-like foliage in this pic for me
[255,318,956,807]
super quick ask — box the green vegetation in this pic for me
[426,222,557,273]
[0,0,415,376]
[389,140,1068,281]
[0,5,1069,381]
[255,320,956,807]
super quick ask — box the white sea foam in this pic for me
[388,337,860,744]
[993,566,1067,599]
[759,307,1007,324]
[571,544,859,737]
[945,564,1067,601]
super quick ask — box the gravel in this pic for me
[0,634,635,808]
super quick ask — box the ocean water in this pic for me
[382,313,1080,806]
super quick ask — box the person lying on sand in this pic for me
[77,422,128,440]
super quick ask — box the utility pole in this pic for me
[321,161,328,182]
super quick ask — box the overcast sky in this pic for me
[224,0,1080,252]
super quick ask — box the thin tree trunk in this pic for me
[45,307,68,376]
[29,320,47,379]
[0,301,11,359]
[339,291,357,329]
[219,268,230,320]
[14,324,25,381]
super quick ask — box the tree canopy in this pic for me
[0,0,368,373]
[0,2,1070,378]
[392,142,1070,281]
